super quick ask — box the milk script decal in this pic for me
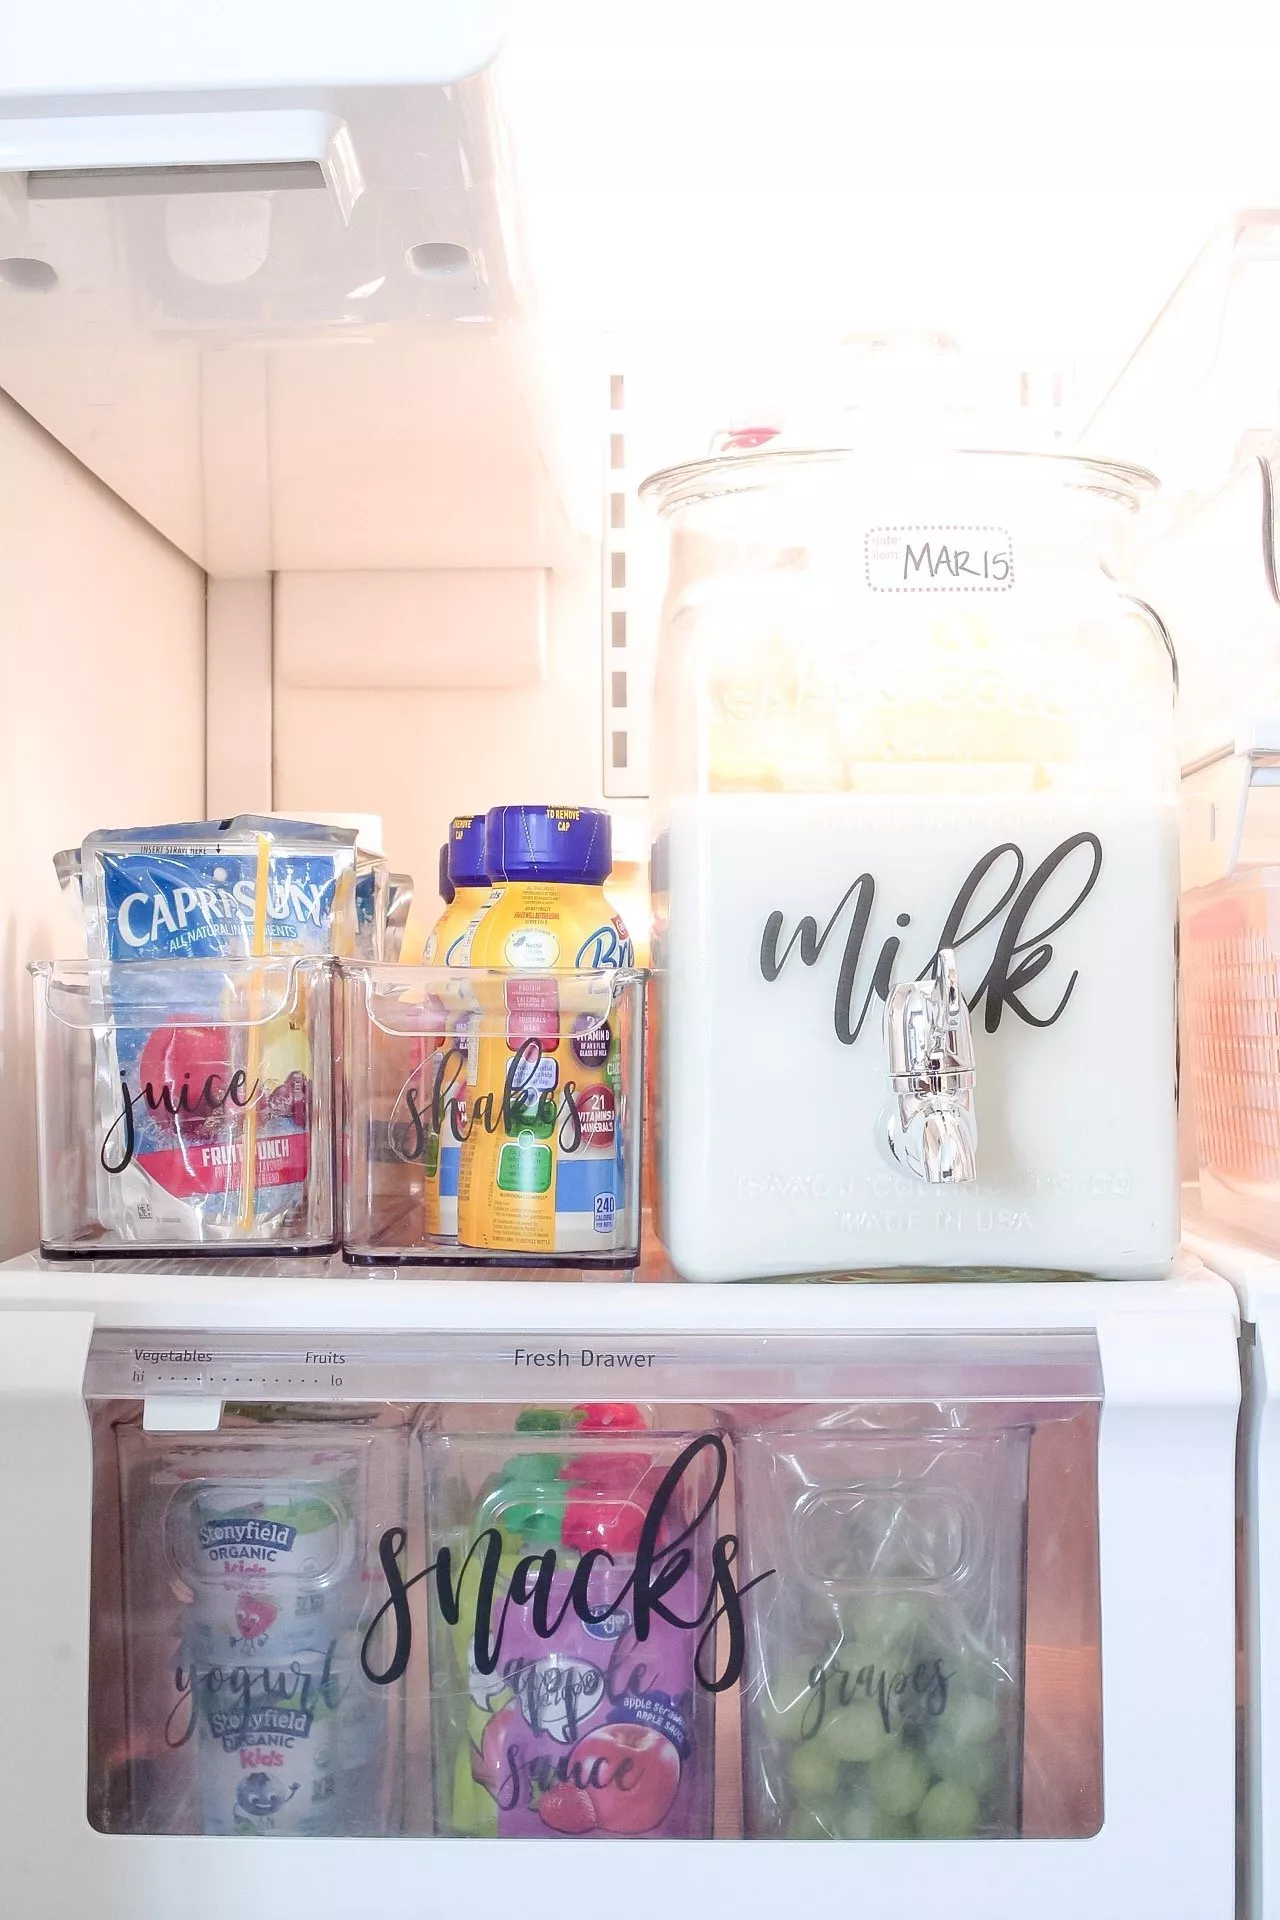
[759,834,1103,1043]
[359,1433,772,1695]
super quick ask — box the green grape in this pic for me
[818,1701,891,1764]
[838,1591,929,1659]
[839,1803,877,1840]
[943,1692,999,1748]
[787,1804,839,1840]
[870,1748,930,1817]
[758,1654,831,1744]
[872,1811,915,1838]
[790,1740,841,1804]
[934,1738,998,1797]
[917,1778,981,1838]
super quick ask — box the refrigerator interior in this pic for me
[0,2,1278,1911]
[5,12,1280,1258]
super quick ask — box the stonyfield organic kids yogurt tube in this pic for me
[166,1451,363,1837]
[456,806,633,1256]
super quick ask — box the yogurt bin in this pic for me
[642,446,1180,1281]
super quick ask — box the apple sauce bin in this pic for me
[419,1405,722,1839]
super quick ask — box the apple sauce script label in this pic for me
[865,525,1014,591]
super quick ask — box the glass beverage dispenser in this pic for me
[643,446,1179,1281]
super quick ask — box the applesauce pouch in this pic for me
[80,815,356,1243]
[456,806,632,1256]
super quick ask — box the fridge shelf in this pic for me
[0,1249,1232,1333]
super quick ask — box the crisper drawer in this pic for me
[85,1329,1103,1847]
[0,1281,1240,1920]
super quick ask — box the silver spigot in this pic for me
[883,949,978,1184]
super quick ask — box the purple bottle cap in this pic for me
[484,807,612,885]
[447,814,489,889]
[438,843,455,906]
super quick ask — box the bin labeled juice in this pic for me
[421,814,494,1238]
[457,806,632,1256]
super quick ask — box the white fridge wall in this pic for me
[0,393,205,1256]
[272,554,608,898]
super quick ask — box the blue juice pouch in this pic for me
[79,816,358,1246]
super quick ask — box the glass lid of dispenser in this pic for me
[639,332,1159,509]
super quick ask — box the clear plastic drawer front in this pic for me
[30,958,337,1257]
[341,963,646,1267]
[85,1327,1102,1840]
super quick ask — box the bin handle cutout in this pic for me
[792,1481,982,1594]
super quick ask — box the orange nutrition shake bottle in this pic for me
[456,806,633,1256]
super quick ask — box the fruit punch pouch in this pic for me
[423,1406,721,1840]
[82,816,359,963]
[80,816,356,1244]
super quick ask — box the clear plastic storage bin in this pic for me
[341,963,646,1267]
[731,1336,1104,1842]
[736,1414,1032,1839]
[1182,726,1280,1244]
[30,957,338,1257]
[418,1404,721,1838]
[91,1405,410,1836]
[643,444,1180,1281]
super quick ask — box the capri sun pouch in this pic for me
[79,816,357,1245]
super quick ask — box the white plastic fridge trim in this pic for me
[0,1254,1233,1330]
[0,1260,1241,1920]
[1183,1216,1280,1920]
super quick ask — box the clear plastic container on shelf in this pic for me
[340,963,646,1267]
[1181,722,1280,1244]
[642,444,1180,1281]
[91,1405,410,1836]
[418,1402,721,1838]
[732,1348,1103,1843]
[736,1418,1029,1840]
[30,957,337,1257]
